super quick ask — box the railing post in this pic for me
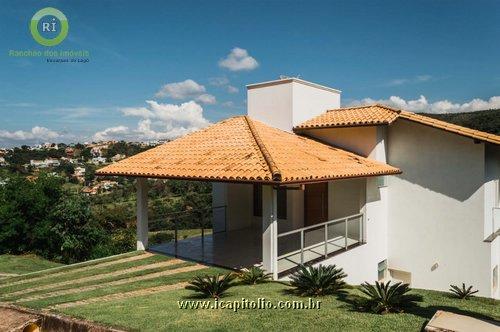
[201,218,205,244]
[324,224,328,258]
[359,215,363,243]
[345,218,348,249]
[300,230,304,264]
[174,219,178,244]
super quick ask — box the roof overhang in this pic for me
[96,116,401,184]
[293,104,500,145]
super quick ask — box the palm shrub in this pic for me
[185,273,236,299]
[449,283,478,299]
[239,266,272,285]
[357,281,422,314]
[289,264,347,296]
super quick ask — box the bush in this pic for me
[449,283,479,299]
[238,266,272,285]
[356,281,422,314]
[289,264,347,296]
[185,273,236,299]
[149,231,174,246]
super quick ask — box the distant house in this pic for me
[99,180,119,191]
[65,147,75,157]
[91,157,107,165]
[30,159,60,168]
[97,77,500,299]
[111,154,126,162]
[73,166,86,183]
[81,187,96,195]
[0,157,7,166]
[74,166,85,177]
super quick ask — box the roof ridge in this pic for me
[327,103,402,113]
[244,116,282,181]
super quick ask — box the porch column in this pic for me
[136,177,149,250]
[262,185,278,279]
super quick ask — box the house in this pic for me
[111,154,126,162]
[30,158,61,168]
[98,180,119,191]
[91,157,107,165]
[97,77,500,299]
[81,186,97,196]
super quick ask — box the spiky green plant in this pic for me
[289,264,347,296]
[357,281,422,314]
[185,273,236,299]
[239,266,272,285]
[449,283,479,299]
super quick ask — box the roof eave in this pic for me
[95,168,402,185]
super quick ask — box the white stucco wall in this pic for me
[485,143,500,298]
[247,78,340,131]
[387,120,493,297]
[305,126,378,158]
[316,178,388,285]
[212,182,257,232]
[278,189,304,233]
[307,125,389,285]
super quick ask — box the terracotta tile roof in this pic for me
[96,116,401,183]
[294,104,399,129]
[294,104,500,145]
[398,110,500,145]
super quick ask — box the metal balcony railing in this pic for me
[276,213,364,274]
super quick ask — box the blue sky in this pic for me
[1,0,500,146]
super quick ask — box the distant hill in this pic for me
[420,109,500,135]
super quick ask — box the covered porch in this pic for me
[96,116,400,279]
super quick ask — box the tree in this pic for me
[49,195,107,263]
[0,174,62,254]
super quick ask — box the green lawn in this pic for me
[60,283,499,332]
[0,254,63,275]
[0,251,498,331]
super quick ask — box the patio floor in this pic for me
[150,227,262,270]
[150,227,360,275]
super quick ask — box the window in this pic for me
[253,184,262,217]
[277,188,287,219]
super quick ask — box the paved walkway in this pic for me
[51,281,190,309]
[5,258,183,298]
[0,252,154,288]
[18,264,207,303]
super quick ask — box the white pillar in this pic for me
[262,185,278,279]
[136,177,149,250]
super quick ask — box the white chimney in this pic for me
[247,77,341,131]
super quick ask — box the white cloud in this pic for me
[195,94,216,105]
[349,95,500,114]
[121,106,154,118]
[93,126,129,141]
[209,77,229,87]
[226,85,239,93]
[95,100,211,142]
[209,76,239,94]
[385,75,432,87]
[0,126,59,141]
[219,47,259,71]
[221,101,235,108]
[154,79,216,104]
[155,79,206,99]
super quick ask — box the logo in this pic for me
[30,7,69,46]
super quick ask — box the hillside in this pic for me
[420,109,500,135]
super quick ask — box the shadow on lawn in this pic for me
[334,291,499,331]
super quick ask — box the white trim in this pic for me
[247,77,341,93]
